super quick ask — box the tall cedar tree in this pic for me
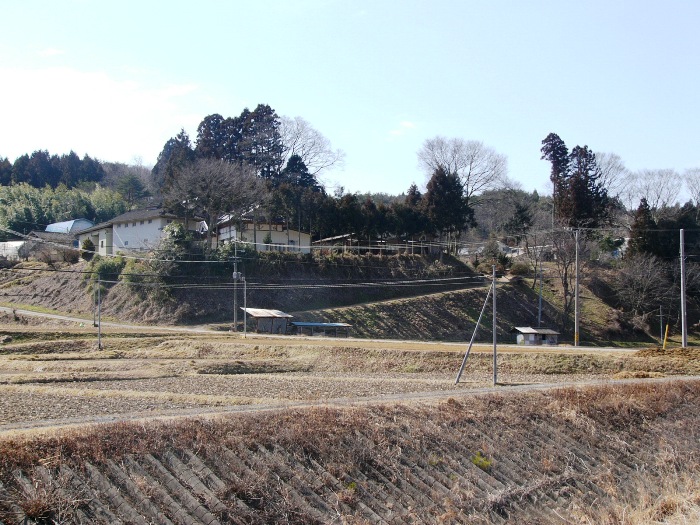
[541,133,610,228]
[423,167,474,238]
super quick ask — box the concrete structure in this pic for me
[76,208,202,256]
[511,327,560,346]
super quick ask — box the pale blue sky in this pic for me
[1,0,698,197]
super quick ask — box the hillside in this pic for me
[0,255,672,345]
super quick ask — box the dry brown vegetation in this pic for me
[0,379,699,524]
[0,320,699,523]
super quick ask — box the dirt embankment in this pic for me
[0,256,669,344]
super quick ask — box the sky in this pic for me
[1,0,699,198]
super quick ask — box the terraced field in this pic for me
[0,324,699,523]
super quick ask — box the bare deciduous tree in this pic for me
[279,116,345,177]
[614,253,673,330]
[685,168,700,221]
[547,224,591,334]
[621,169,682,220]
[165,158,264,249]
[417,136,507,205]
[595,152,630,199]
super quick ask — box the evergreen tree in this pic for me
[541,133,611,228]
[151,129,195,202]
[58,151,82,187]
[422,167,474,242]
[540,132,569,215]
[238,104,284,180]
[195,113,227,159]
[281,154,321,190]
[0,157,11,185]
[627,198,657,256]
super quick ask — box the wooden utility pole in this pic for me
[574,229,580,347]
[681,229,688,347]
[492,265,497,386]
[97,277,102,350]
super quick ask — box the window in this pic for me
[148,219,152,224]
[100,240,104,248]
[124,241,129,246]
[166,219,172,224]
[117,224,121,228]
[132,222,136,227]
[140,221,144,225]
[124,223,128,228]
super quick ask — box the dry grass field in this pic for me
[1,316,700,523]
[0,318,694,434]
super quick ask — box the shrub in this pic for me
[80,238,95,261]
[89,256,126,284]
[510,262,531,276]
[471,451,493,472]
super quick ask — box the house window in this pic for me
[167,219,172,224]
[132,222,136,227]
[124,223,128,228]
[100,240,104,248]
[143,239,148,243]
[148,219,152,224]
[124,241,128,246]
[117,224,121,228]
[140,221,144,225]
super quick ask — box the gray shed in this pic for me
[511,327,560,346]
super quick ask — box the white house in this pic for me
[215,214,311,254]
[76,208,202,256]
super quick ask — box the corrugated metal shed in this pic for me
[242,308,293,318]
[291,321,352,338]
[511,327,560,346]
[241,308,293,335]
[512,327,560,335]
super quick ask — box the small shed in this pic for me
[511,327,560,346]
[242,308,293,334]
[291,321,352,337]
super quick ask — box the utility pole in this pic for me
[232,240,243,332]
[97,277,102,350]
[574,229,580,347]
[680,229,688,348]
[492,265,497,386]
[243,276,247,339]
[233,241,238,332]
[538,264,543,328]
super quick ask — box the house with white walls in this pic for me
[214,213,311,254]
[76,208,203,256]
